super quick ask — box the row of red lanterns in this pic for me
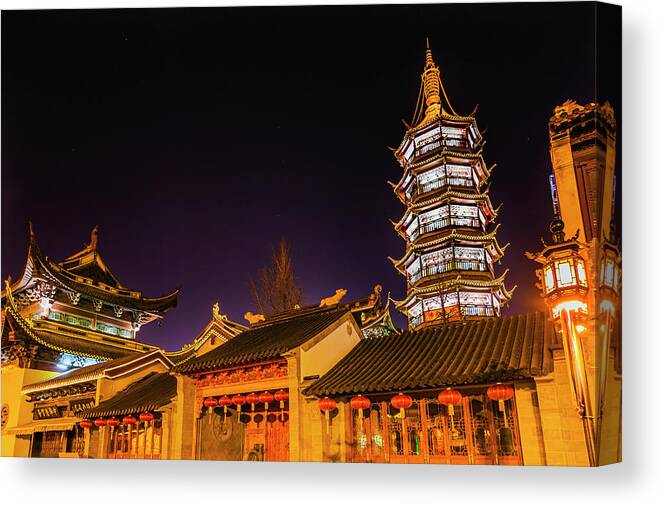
[203,390,289,415]
[317,384,515,418]
[80,412,155,429]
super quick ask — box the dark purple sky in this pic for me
[1,3,621,351]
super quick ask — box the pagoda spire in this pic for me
[421,39,442,123]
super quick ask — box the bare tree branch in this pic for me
[250,239,303,315]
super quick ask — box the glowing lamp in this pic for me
[350,395,370,433]
[139,412,154,423]
[218,395,233,413]
[94,418,107,427]
[246,392,260,412]
[203,397,218,411]
[437,388,462,418]
[349,395,370,411]
[122,415,137,425]
[274,389,289,409]
[106,417,120,427]
[391,392,413,418]
[259,391,274,412]
[80,420,93,429]
[319,397,337,434]
[487,383,514,426]
[232,394,246,421]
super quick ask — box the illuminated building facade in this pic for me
[390,44,513,329]
[526,100,621,466]
[1,225,179,457]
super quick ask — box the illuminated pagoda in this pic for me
[1,224,179,371]
[390,42,513,329]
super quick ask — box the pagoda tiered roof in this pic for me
[391,271,516,313]
[2,283,157,362]
[3,224,178,323]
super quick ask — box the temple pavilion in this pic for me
[1,224,179,457]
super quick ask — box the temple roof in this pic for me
[4,225,178,316]
[2,286,155,362]
[304,312,554,396]
[21,350,172,393]
[78,372,177,418]
[175,310,353,374]
[165,304,248,365]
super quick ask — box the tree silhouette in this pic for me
[250,239,303,316]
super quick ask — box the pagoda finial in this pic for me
[421,40,442,123]
[88,225,99,250]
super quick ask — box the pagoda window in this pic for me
[408,301,424,328]
[459,292,494,317]
[454,246,487,271]
[445,164,474,188]
[407,257,423,283]
[403,142,415,162]
[416,127,441,147]
[405,217,420,242]
[450,204,480,228]
[442,126,467,148]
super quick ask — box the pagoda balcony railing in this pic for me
[410,304,495,327]
[418,217,481,236]
[415,138,468,157]
[460,305,495,317]
[409,260,488,284]
[408,176,474,199]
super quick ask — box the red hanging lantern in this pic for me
[487,383,514,402]
[274,389,289,410]
[106,417,120,427]
[246,392,260,412]
[80,420,93,429]
[437,388,462,418]
[349,395,371,411]
[94,418,107,427]
[391,392,413,418]
[122,415,137,425]
[232,394,246,421]
[487,383,515,427]
[139,412,154,423]
[203,397,219,411]
[319,397,337,434]
[218,395,233,414]
[259,391,274,412]
[350,395,370,432]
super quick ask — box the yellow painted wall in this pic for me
[1,365,59,457]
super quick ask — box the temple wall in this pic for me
[534,352,591,466]
[514,382,547,465]
[171,374,196,459]
[292,315,360,462]
[1,365,59,457]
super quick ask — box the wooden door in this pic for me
[265,411,289,461]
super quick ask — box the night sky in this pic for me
[1,3,621,351]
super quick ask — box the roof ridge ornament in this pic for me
[87,225,99,251]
